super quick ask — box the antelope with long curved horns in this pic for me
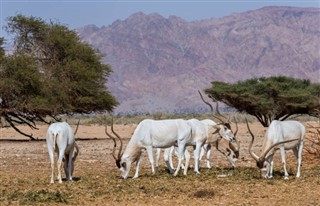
[106,118,192,179]
[246,119,305,179]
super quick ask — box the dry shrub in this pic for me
[193,189,215,198]
[304,109,320,157]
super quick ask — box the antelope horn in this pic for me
[246,119,259,162]
[215,97,222,116]
[198,90,214,112]
[233,118,239,137]
[229,142,239,158]
[105,125,118,161]
[72,142,79,162]
[215,141,224,154]
[74,119,80,135]
[198,90,227,124]
[210,94,229,123]
[229,119,240,158]
[234,119,240,147]
[110,117,124,159]
[259,138,299,162]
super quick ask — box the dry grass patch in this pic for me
[1,121,320,206]
[305,111,320,157]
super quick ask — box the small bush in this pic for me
[193,189,215,198]
[23,189,69,204]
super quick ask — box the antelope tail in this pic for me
[52,133,58,151]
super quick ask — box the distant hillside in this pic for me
[77,6,320,114]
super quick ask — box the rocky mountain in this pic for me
[77,6,320,114]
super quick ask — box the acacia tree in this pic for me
[204,76,320,127]
[0,15,118,139]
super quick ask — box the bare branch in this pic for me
[74,119,80,135]
[4,115,36,140]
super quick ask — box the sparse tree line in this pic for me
[0,15,319,182]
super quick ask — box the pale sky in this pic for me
[1,0,320,41]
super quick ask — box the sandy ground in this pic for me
[0,121,319,205]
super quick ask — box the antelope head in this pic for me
[198,90,238,143]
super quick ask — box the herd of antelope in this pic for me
[45,92,305,183]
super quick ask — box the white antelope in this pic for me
[156,91,239,174]
[157,118,239,173]
[174,119,234,174]
[45,121,79,184]
[106,119,192,179]
[246,120,305,179]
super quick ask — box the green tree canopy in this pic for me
[205,76,320,127]
[0,15,118,139]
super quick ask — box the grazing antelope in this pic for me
[246,120,305,179]
[157,91,240,174]
[106,119,192,179]
[45,121,79,184]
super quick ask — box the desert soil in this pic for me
[0,122,319,206]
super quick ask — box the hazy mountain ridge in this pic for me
[77,6,320,114]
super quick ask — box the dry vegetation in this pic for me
[304,110,320,157]
[1,117,320,206]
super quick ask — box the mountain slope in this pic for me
[77,6,320,114]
